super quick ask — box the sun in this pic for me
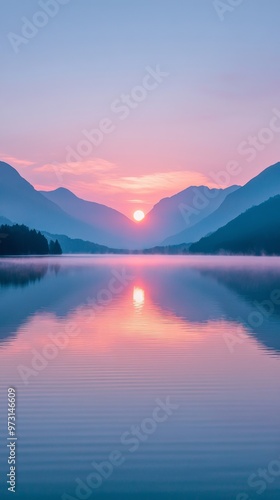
[133,210,145,222]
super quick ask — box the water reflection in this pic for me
[133,286,145,309]
[0,262,48,288]
[0,256,280,355]
[0,256,280,499]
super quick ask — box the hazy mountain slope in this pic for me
[190,195,280,255]
[164,161,280,245]
[142,185,239,243]
[0,162,110,242]
[0,162,136,247]
[42,185,239,248]
[42,231,125,254]
[40,187,139,247]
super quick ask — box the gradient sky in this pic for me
[1,0,280,217]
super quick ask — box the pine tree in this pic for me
[0,224,49,255]
[54,239,62,255]
[49,239,62,255]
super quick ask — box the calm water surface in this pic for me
[0,255,280,500]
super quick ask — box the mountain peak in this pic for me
[164,161,280,247]
[45,187,76,195]
[54,187,74,194]
[0,161,21,178]
[41,187,81,201]
[0,161,36,191]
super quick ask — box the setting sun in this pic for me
[133,210,145,222]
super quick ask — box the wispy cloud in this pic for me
[128,199,149,204]
[35,161,213,198]
[35,158,116,175]
[0,154,35,167]
[101,170,214,194]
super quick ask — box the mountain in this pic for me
[40,187,138,248]
[141,185,239,243]
[189,195,280,255]
[41,185,239,247]
[0,161,93,237]
[164,161,280,245]
[0,162,136,248]
[42,231,126,254]
[1,161,242,249]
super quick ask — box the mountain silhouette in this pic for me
[0,162,137,248]
[164,162,280,245]
[42,231,125,254]
[1,161,239,249]
[142,184,239,243]
[2,160,280,251]
[190,195,280,255]
[42,185,238,248]
[40,187,142,248]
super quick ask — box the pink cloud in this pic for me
[1,154,35,167]
[101,170,216,194]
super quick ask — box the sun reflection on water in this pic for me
[133,286,145,309]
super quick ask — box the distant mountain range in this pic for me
[0,161,238,249]
[40,187,141,248]
[41,185,239,247]
[0,162,140,248]
[138,184,239,243]
[1,160,280,253]
[42,231,125,254]
[164,161,280,246]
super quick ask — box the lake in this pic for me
[0,255,280,500]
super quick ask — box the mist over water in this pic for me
[0,255,280,499]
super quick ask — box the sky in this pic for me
[1,0,280,218]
